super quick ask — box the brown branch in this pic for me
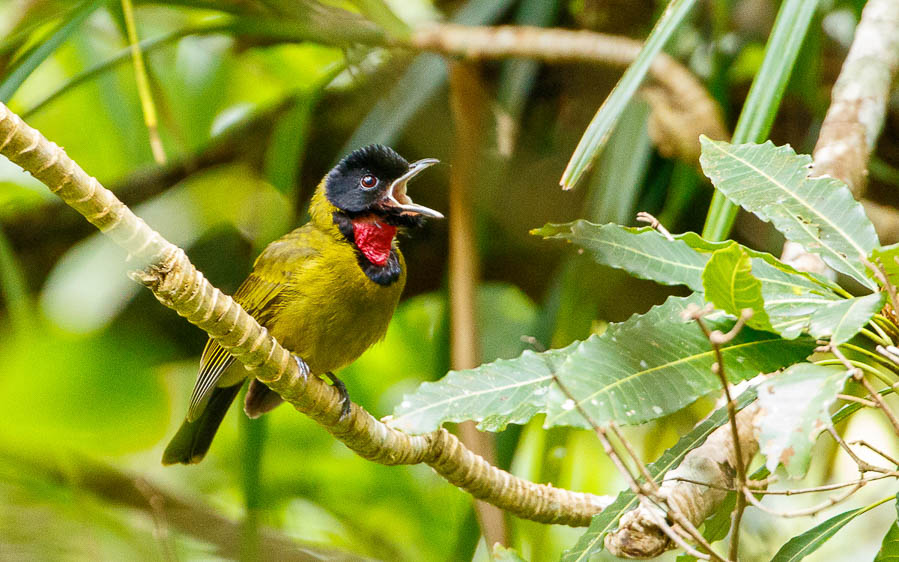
[447,61,508,547]
[409,23,728,165]
[0,101,612,527]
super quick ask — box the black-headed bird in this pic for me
[163,145,441,465]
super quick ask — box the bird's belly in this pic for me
[268,255,405,374]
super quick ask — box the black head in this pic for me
[324,145,442,223]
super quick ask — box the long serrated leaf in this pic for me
[757,364,851,479]
[700,138,879,288]
[563,387,758,562]
[702,243,774,331]
[534,223,708,291]
[702,0,820,240]
[390,294,812,433]
[544,294,813,428]
[560,0,699,189]
[388,342,579,433]
[771,506,866,561]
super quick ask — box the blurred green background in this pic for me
[1,0,897,560]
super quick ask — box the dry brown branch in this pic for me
[0,101,613,527]
[408,23,728,164]
[447,61,508,547]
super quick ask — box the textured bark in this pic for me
[0,101,612,527]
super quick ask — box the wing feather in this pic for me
[187,229,320,419]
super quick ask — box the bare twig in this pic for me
[636,211,674,241]
[691,308,750,562]
[830,344,899,437]
[836,393,877,408]
[742,480,864,518]
[848,440,899,467]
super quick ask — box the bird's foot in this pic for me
[293,354,311,381]
[324,371,352,421]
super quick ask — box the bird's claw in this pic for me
[293,354,310,381]
[325,371,352,421]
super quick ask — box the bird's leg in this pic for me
[293,354,310,381]
[324,371,352,421]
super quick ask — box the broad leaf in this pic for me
[534,223,707,291]
[543,295,813,428]
[563,388,758,562]
[702,243,774,331]
[388,342,579,433]
[391,294,813,433]
[771,506,866,561]
[757,364,852,479]
[807,292,887,345]
[699,138,879,289]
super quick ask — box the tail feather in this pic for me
[162,384,242,465]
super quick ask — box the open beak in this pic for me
[383,158,443,218]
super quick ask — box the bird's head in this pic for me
[323,144,442,226]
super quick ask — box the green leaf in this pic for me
[807,292,887,345]
[533,223,708,291]
[771,506,866,561]
[702,0,821,240]
[702,243,774,331]
[875,495,899,562]
[756,363,851,479]
[875,522,899,562]
[0,1,106,103]
[700,138,879,288]
[544,295,813,428]
[561,0,699,189]
[388,341,579,433]
[492,544,527,562]
[390,294,813,433]
[563,387,758,562]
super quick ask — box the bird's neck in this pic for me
[310,186,403,286]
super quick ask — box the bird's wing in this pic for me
[186,230,320,421]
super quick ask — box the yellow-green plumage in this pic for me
[163,144,439,465]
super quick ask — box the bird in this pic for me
[162,145,441,465]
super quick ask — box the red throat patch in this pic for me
[353,221,397,266]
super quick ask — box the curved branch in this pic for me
[0,101,611,527]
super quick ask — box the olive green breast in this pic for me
[257,224,406,375]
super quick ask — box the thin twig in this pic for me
[742,481,863,518]
[691,309,750,562]
[639,497,712,561]
[827,426,889,474]
[848,440,899,467]
[863,254,899,316]
[831,344,899,437]
[636,211,674,241]
[667,472,899,495]
[836,394,877,408]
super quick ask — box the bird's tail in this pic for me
[162,383,242,465]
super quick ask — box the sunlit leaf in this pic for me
[702,243,774,331]
[756,363,851,479]
[771,506,866,561]
[563,387,758,561]
[533,223,707,291]
[699,138,879,288]
[391,294,813,433]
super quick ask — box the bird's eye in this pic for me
[360,174,378,189]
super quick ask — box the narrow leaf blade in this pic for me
[771,506,865,562]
